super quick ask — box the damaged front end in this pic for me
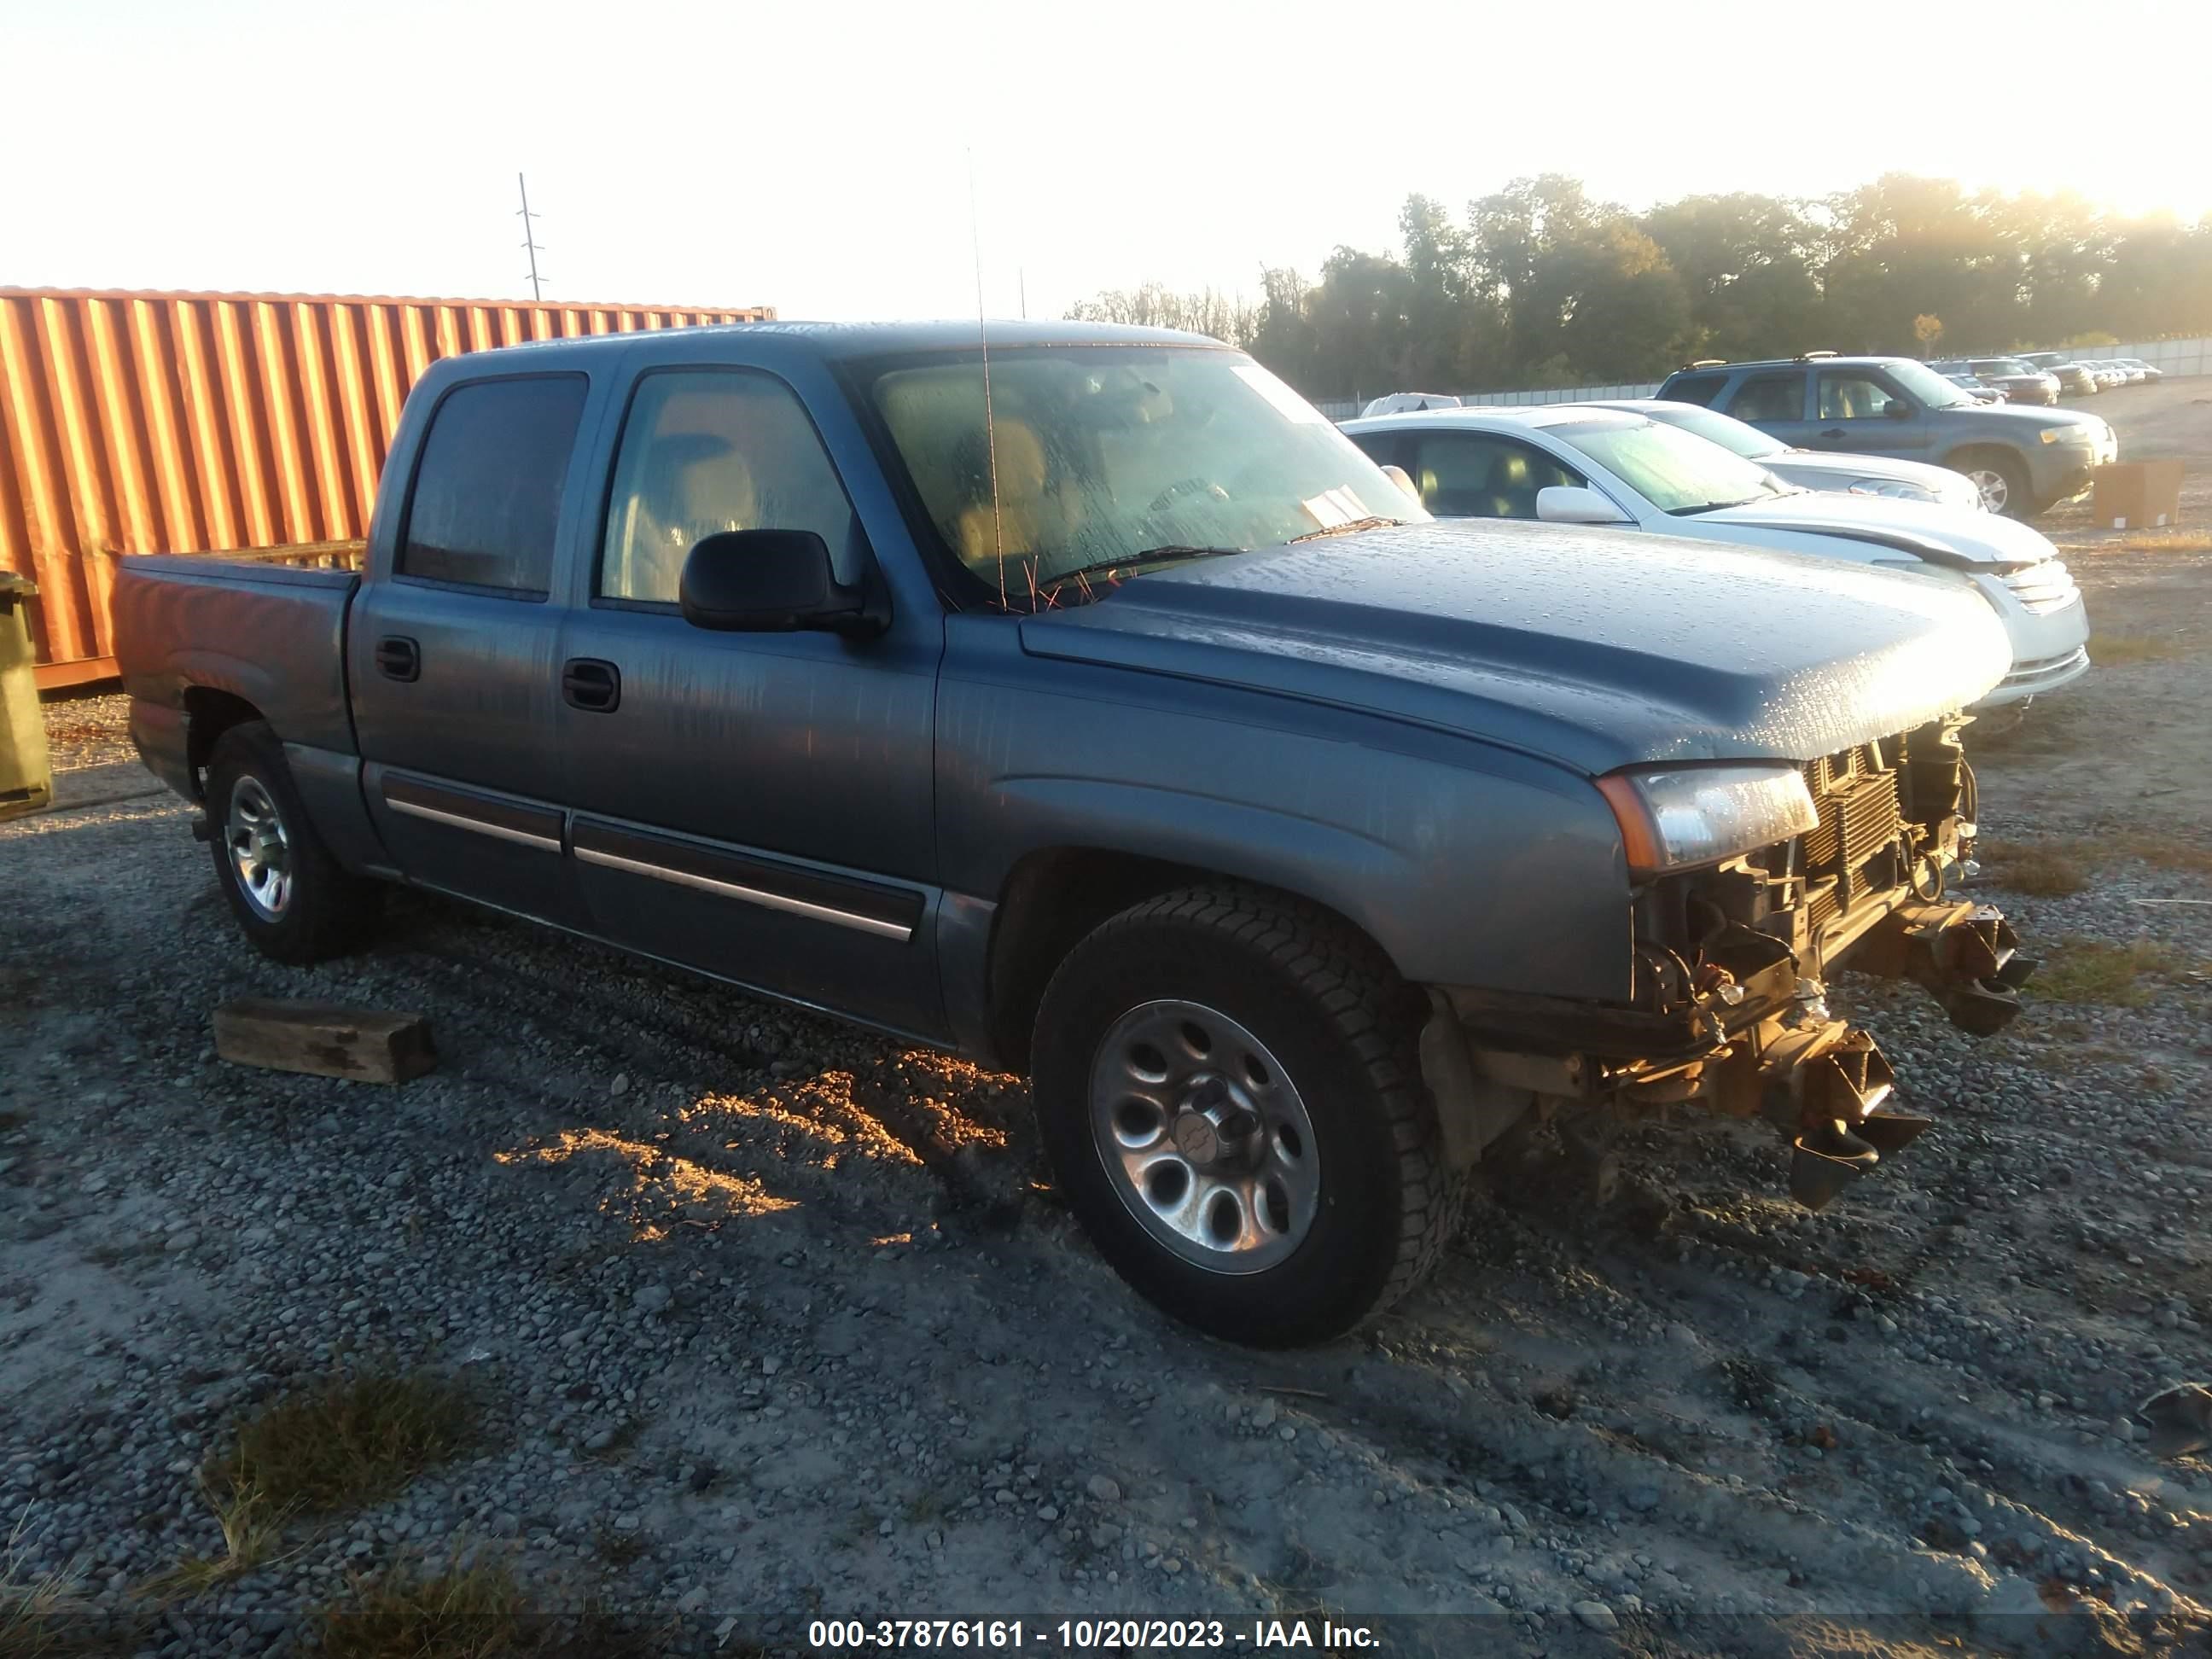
[1423,718,2034,1211]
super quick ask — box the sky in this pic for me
[4,0,2208,323]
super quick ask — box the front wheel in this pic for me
[1954,449,2032,518]
[1031,887,1461,1347]
[205,722,379,965]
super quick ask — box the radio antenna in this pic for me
[967,148,1006,608]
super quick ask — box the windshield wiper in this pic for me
[1033,545,1244,597]
[1668,496,1773,517]
[1289,515,1405,543]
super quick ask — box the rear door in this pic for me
[347,372,597,925]
[552,360,945,1038]
[1720,370,1817,446]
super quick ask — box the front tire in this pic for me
[205,722,378,965]
[1954,448,2032,518]
[1031,887,1460,1347]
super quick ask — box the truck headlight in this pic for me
[1597,765,1819,875]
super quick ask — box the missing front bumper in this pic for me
[1422,894,2033,1212]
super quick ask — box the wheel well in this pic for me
[982,847,1401,1072]
[183,689,265,796]
[1944,444,2020,475]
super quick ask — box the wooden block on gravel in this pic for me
[212,999,436,1084]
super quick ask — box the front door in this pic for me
[1810,369,1934,457]
[347,372,595,926]
[553,364,945,1037]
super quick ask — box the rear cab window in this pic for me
[397,375,589,597]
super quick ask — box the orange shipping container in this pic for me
[0,286,774,686]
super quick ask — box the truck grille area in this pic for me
[1802,743,1907,936]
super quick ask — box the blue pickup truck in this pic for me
[114,322,2034,1345]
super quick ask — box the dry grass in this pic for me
[1979,842,2087,896]
[207,1366,476,1517]
[2091,632,2190,667]
[317,1555,525,1659]
[2035,938,2186,1007]
[138,1481,289,1603]
[1981,831,2212,885]
[2104,830,2212,876]
[2096,530,2212,554]
[0,1555,88,1659]
[314,1557,690,1659]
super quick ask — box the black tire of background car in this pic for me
[205,721,380,966]
[1031,885,1464,1348]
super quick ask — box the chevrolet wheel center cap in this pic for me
[1173,1115,1220,1164]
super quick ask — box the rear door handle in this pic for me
[374,636,419,681]
[1819,427,1847,439]
[562,658,621,713]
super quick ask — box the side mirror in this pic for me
[1885,399,1917,420]
[1534,486,1633,527]
[679,530,877,635]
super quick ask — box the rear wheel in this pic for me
[1954,448,2031,518]
[205,722,378,964]
[1031,886,1461,1347]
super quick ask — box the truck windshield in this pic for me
[1549,417,1791,515]
[861,346,1422,602]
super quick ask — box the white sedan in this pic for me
[1576,399,1987,511]
[1342,405,2090,707]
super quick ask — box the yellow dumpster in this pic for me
[1,573,53,821]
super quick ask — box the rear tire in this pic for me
[1953,448,2032,518]
[205,722,378,965]
[1031,886,1461,1347]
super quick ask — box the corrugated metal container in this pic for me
[0,286,774,685]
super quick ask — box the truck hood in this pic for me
[1018,521,2011,776]
[1690,490,2063,569]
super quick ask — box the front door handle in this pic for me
[1819,427,1847,439]
[374,636,419,681]
[562,658,621,713]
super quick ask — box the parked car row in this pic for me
[1908,352,2163,407]
[2016,349,2163,393]
[114,319,2046,1344]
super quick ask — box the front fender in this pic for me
[934,627,1633,1004]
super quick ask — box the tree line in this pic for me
[1066,172,2212,400]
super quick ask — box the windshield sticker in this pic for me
[1234,364,1327,424]
[1299,487,1365,529]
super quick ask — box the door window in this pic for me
[1406,434,1582,519]
[397,375,588,595]
[599,370,862,603]
[1818,373,1904,421]
[1725,373,1805,423]
[1660,373,1726,407]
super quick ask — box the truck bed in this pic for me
[111,552,364,796]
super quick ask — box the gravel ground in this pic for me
[5,389,2210,1657]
